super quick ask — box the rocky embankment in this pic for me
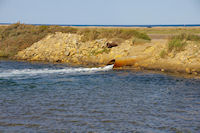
[15,32,200,75]
[15,32,132,65]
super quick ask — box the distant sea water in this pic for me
[1,23,200,27]
[0,59,200,132]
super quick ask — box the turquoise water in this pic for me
[0,60,200,132]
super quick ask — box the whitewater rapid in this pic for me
[0,65,114,78]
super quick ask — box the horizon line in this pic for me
[1,22,200,27]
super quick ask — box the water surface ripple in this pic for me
[0,60,200,132]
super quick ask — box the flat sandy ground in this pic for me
[1,24,200,39]
[1,24,200,30]
[69,26,200,39]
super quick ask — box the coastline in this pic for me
[1,24,200,77]
[14,33,200,76]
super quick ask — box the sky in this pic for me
[0,0,200,25]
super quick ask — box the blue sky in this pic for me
[0,0,200,25]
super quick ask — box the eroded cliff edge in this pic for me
[14,32,200,75]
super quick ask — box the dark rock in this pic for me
[106,42,118,48]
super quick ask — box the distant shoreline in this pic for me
[1,23,200,28]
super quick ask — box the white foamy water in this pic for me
[0,65,113,78]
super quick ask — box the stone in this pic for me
[106,42,118,48]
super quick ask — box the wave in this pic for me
[0,65,113,78]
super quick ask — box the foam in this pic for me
[0,65,113,78]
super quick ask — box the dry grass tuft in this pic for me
[168,33,200,52]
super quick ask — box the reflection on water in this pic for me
[0,60,200,132]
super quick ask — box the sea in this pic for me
[0,59,200,132]
[1,23,200,27]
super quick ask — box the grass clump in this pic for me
[167,33,199,52]
[172,33,200,41]
[168,38,187,52]
[159,49,167,58]
[79,29,100,42]
[185,34,200,41]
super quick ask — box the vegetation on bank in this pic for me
[1,23,199,59]
[0,23,150,57]
[159,49,167,58]
[159,33,200,58]
[0,23,77,57]
[79,28,151,42]
[168,33,200,52]
[90,48,110,56]
[137,27,200,34]
[168,37,187,52]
